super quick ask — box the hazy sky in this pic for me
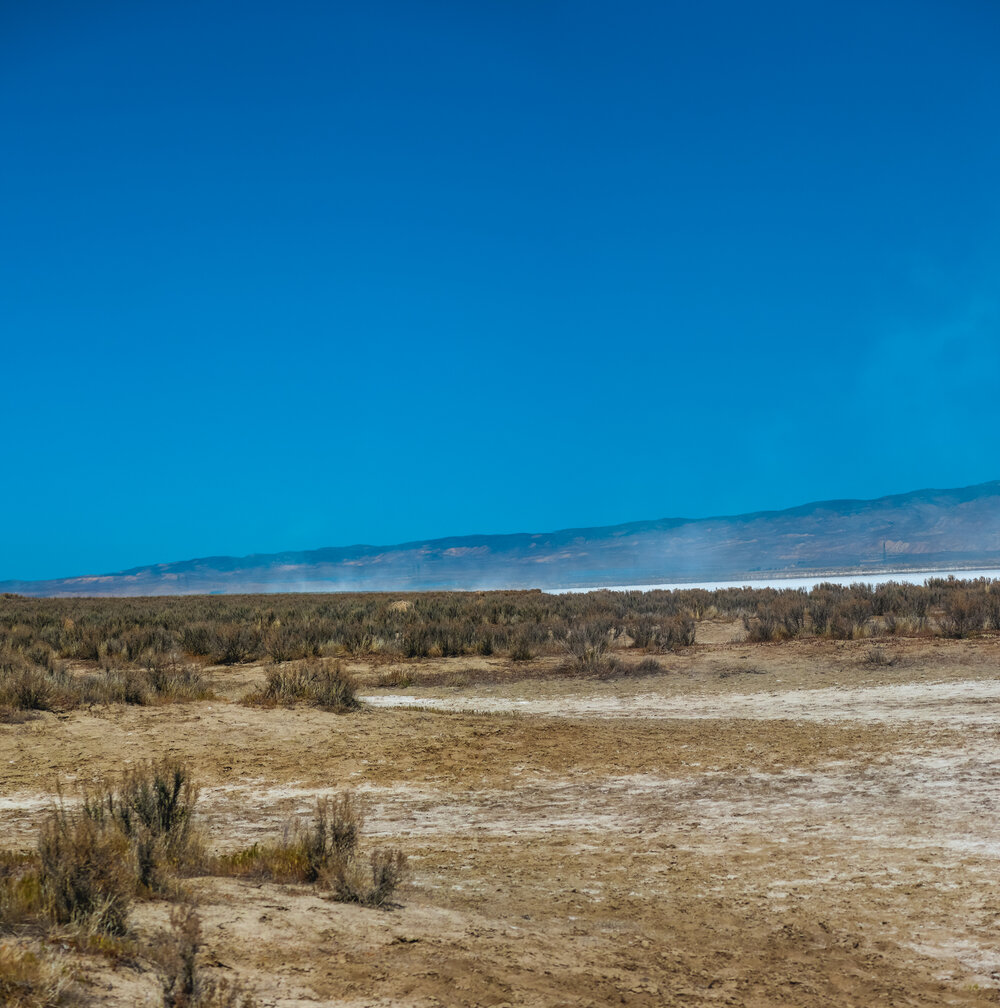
[3,1,999,580]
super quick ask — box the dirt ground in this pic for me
[4,622,1000,1006]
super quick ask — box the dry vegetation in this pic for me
[2,579,1000,1005]
[0,759,403,1005]
[3,577,999,718]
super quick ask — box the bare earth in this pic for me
[4,623,1000,1006]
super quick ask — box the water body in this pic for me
[548,568,1000,594]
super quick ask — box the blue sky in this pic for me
[2,0,999,581]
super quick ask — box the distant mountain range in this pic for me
[4,481,1000,597]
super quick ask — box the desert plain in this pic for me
[3,618,1000,1006]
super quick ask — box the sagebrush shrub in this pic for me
[37,805,133,935]
[325,847,408,908]
[84,760,201,893]
[243,658,358,712]
[213,795,405,907]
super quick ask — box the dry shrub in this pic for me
[36,806,133,935]
[143,662,212,703]
[0,709,39,725]
[214,795,362,883]
[98,668,150,705]
[373,668,414,689]
[565,620,613,665]
[214,795,405,907]
[0,943,70,1007]
[4,760,203,941]
[717,663,767,679]
[0,648,209,714]
[658,613,696,650]
[0,855,46,932]
[562,620,624,678]
[157,904,255,1008]
[324,848,408,908]
[0,653,61,712]
[574,654,667,680]
[214,624,265,665]
[242,659,358,712]
[508,636,533,662]
[633,657,665,675]
[863,646,896,667]
[84,761,202,894]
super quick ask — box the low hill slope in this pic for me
[4,481,1000,596]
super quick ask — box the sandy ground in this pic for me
[3,625,1000,1006]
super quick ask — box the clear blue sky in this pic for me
[3,1,999,581]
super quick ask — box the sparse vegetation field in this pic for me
[2,584,1000,1005]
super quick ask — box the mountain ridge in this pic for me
[4,480,1000,597]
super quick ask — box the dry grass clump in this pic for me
[0,653,70,714]
[863,646,897,667]
[0,943,70,1007]
[373,668,414,689]
[84,662,212,707]
[214,795,406,907]
[156,904,255,1008]
[565,620,616,672]
[0,709,39,726]
[214,794,361,883]
[717,663,767,679]
[508,636,534,662]
[625,656,666,677]
[242,658,359,712]
[0,855,46,934]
